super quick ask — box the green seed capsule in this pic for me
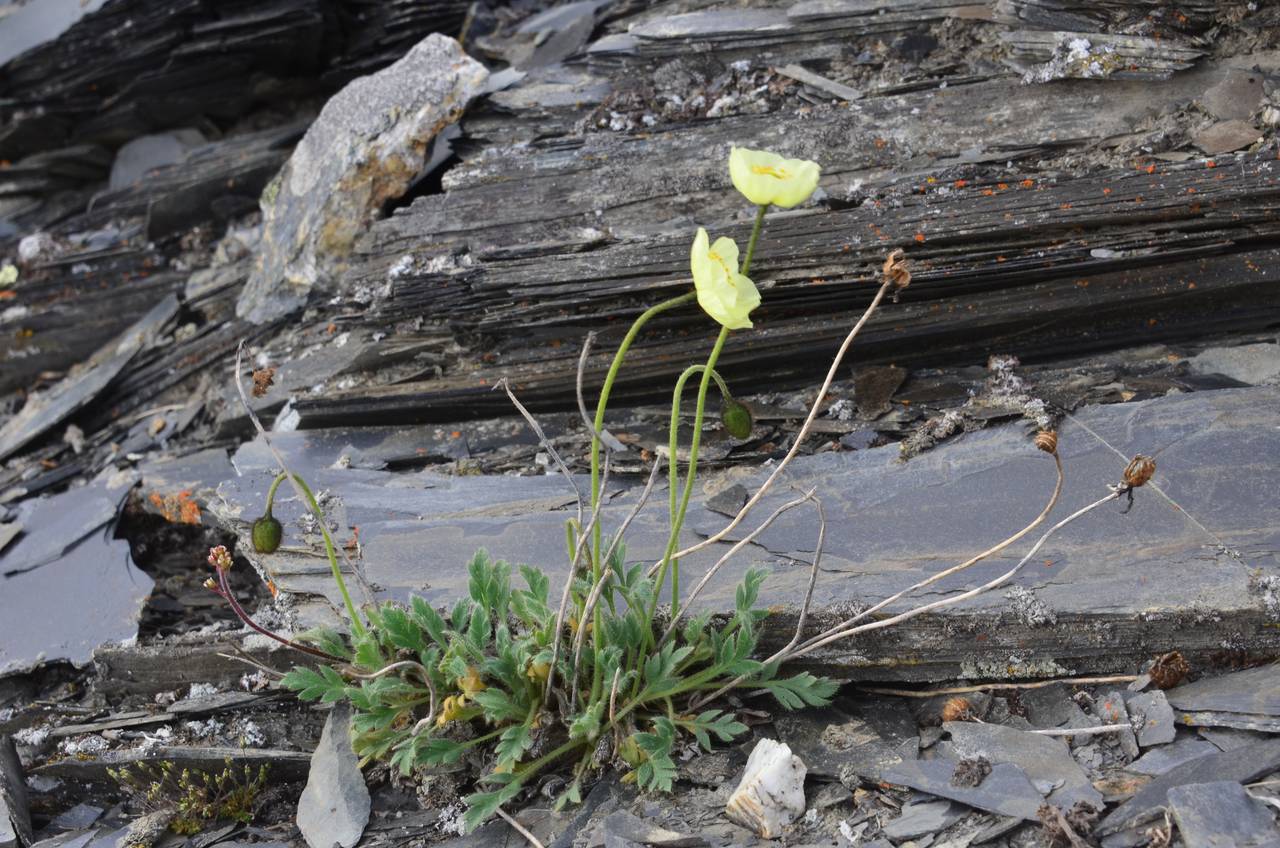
[721,398,753,440]
[251,514,283,553]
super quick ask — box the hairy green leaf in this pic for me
[281,665,347,702]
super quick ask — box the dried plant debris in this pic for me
[1006,31,1205,82]
[951,755,993,788]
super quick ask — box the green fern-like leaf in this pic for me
[758,671,838,709]
[462,780,522,833]
[281,665,347,702]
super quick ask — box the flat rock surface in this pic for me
[212,386,1280,680]
[0,473,151,676]
[1166,780,1280,848]
[1165,664,1280,717]
[296,704,369,848]
[938,721,1102,809]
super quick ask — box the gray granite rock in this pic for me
[1166,781,1279,848]
[1126,691,1176,747]
[236,34,488,323]
[297,704,370,848]
[939,721,1102,810]
[880,759,1044,820]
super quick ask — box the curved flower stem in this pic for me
[211,567,342,662]
[590,293,696,566]
[653,325,730,623]
[264,471,287,515]
[667,364,732,565]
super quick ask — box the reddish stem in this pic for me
[212,568,344,663]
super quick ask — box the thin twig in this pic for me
[496,807,546,848]
[552,451,610,707]
[497,377,584,526]
[1049,803,1093,848]
[349,661,439,730]
[661,487,818,645]
[233,343,375,617]
[859,675,1139,698]
[688,491,825,711]
[652,277,894,573]
[1029,724,1131,737]
[576,331,627,452]
[785,488,1122,661]
[795,450,1065,654]
[215,650,285,679]
[608,666,623,724]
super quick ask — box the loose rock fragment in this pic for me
[297,704,370,848]
[236,34,489,323]
[1166,780,1279,848]
[725,739,807,839]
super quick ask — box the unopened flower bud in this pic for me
[206,545,233,572]
[721,397,753,440]
[252,514,283,553]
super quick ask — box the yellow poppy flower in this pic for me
[457,667,487,698]
[691,228,761,330]
[526,660,550,683]
[436,694,467,726]
[728,146,820,208]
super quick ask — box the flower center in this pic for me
[708,250,734,281]
[751,164,789,180]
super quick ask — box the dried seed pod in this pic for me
[251,367,276,398]
[882,248,911,290]
[1123,455,1156,488]
[1034,430,1059,454]
[941,696,974,722]
[1148,650,1190,690]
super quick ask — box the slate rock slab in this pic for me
[211,387,1280,681]
[297,704,370,848]
[1166,665,1280,718]
[0,736,32,848]
[774,696,918,782]
[940,721,1102,810]
[880,759,1045,820]
[1166,781,1280,848]
[1127,738,1219,776]
[1099,738,1280,834]
[1127,691,1176,747]
[0,473,151,677]
[882,800,965,841]
[237,34,488,323]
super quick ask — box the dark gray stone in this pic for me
[1201,70,1266,121]
[236,34,488,324]
[1018,684,1092,731]
[1127,691,1176,747]
[1166,781,1279,848]
[939,721,1102,810]
[208,387,1280,679]
[601,811,705,847]
[1166,665,1280,717]
[1098,738,1280,834]
[1199,727,1274,751]
[49,803,102,831]
[1127,738,1218,776]
[883,800,964,841]
[0,736,31,848]
[776,696,917,783]
[1188,343,1280,386]
[108,130,206,190]
[0,0,110,67]
[1193,120,1263,155]
[0,475,151,676]
[1176,711,1280,734]
[880,759,1044,820]
[297,704,370,848]
[1096,692,1139,761]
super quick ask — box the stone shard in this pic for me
[297,704,370,848]
[1127,738,1218,776]
[775,697,918,783]
[0,474,150,677]
[236,34,488,324]
[724,739,807,839]
[1165,665,1280,717]
[940,721,1103,810]
[1098,738,1280,835]
[0,736,32,848]
[881,759,1045,820]
[882,800,964,841]
[1127,691,1176,748]
[1166,781,1280,848]
[1192,120,1263,155]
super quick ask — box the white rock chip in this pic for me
[725,739,807,839]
